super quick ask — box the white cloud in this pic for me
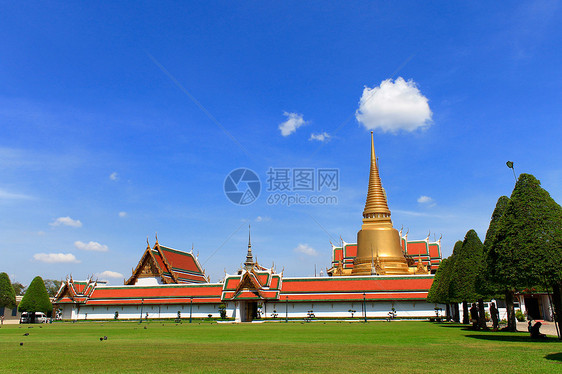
[0,188,32,200]
[97,270,124,279]
[279,112,307,136]
[355,77,432,133]
[255,216,271,222]
[74,241,108,252]
[109,172,118,181]
[309,132,331,142]
[118,211,127,217]
[294,243,318,256]
[417,195,434,204]
[50,216,82,228]
[33,253,80,263]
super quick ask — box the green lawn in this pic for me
[0,321,560,373]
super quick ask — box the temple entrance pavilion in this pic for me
[237,301,259,322]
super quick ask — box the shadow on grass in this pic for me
[466,334,560,343]
[545,353,562,362]
[436,323,477,331]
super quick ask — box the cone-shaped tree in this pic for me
[427,256,455,321]
[427,257,453,304]
[479,196,516,330]
[18,276,52,317]
[487,174,562,335]
[450,230,484,324]
[427,241,462,322]
[428,242,461,303]
[0,272,17,310]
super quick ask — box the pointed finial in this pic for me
[244,224,255,270]
[155,232,159,245]
[363,132,392,220]
[146,236,150,248]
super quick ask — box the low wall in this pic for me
[59,300,441,320]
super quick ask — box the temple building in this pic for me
[54,133,443,322]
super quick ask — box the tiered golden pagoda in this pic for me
[352,132,412,275]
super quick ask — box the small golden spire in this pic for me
[363,131,391,219]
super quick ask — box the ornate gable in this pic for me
[138,254,161,278]
[125,246,169,285]
[234,271,263,296]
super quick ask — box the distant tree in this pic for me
[12,282,26,296]
[449,230,484,324]
[487,174,562,335]
[43,279,62,298]
[0,272,17,311]
[18,276,53,320]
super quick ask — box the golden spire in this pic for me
[363,131,391,220]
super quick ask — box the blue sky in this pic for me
[1,2,561,285]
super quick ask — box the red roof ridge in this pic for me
[155,243,179,283]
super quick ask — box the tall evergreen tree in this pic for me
[427,241,462,322]
[18,276,53,320]
[487,174,562,336]
[427,257,452,305]
[0,272,17,311]
[480,196,516,330]
[449,230,484,324]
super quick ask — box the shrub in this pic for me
[515,309,526,322]
[218,303,227,319]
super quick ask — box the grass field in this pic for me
[0,320,560,373]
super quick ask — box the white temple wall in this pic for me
[262,301,438,319]
[134,277,165,286]
[65,303,222,320]
[59,300,441,320]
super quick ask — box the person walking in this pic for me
[470,303,479,330]
[490,302,499,330]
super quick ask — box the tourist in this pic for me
[470,303,479,329]
[490,302,499,330]
[530,321,546,339]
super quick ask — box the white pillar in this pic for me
[234,302,241,322]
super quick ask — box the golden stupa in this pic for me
[352,132,411,275]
